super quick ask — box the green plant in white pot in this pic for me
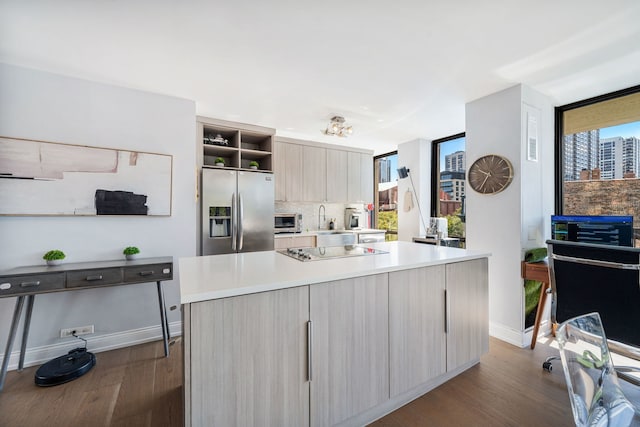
[43,249,65,266]
[249,160,259,170]
[215,157,225,167]
[123,246,140,260]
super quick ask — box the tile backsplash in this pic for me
[275,202,368,231]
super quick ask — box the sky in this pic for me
[599,121,640,139]
[439,136,465,171]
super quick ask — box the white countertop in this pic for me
[179,241,490,303]
[274,228,386,238]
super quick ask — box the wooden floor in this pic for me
[372,336,572,427]
[0,336,573,427]
[0,339,183,427]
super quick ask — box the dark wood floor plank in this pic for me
[69,384,121,427]
[151,338,184,426]
[109,341,159,426]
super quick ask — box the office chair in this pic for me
[543,240,640,374]
[556,312,640,426]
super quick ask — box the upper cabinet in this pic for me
[197,116,274,172]
[279,142,304,201]
[302,145,327,202]
[326,149,348,202]
[274,137,373,204]
[347,151,374,204]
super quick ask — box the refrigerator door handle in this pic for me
[238,193,244,250]
[231,192,237,251]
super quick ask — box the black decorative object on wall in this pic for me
[95,189,148,215]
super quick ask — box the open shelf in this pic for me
[203,127,239,148]
[240,131,272,153]
[198,118,274,172]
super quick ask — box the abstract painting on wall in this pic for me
[0,136,173,216]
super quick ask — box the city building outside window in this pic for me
[431,133,466,247]
[556,85,640,245]
[374,152,398,241]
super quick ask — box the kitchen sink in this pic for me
[316,231,356,246]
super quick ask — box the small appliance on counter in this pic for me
[274,213,303,233]
[426,217,448,239]
[345,208,366,230]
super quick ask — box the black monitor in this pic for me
[551,215,634,247]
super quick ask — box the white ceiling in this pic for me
[1,1,639,155]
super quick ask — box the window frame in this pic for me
[430,132,465,218]
[554,84,640,214]
[373,150,398,238]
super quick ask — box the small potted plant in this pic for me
[43,249,65,266]
[215,157,225,167]
[123,246,140,260]
[249,160,259,170]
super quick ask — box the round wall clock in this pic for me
[468,154,514,195]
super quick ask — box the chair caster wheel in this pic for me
[543,361,553,372]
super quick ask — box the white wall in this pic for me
[520,85,555,344]
[521,85,555,247]
[0,63,197,367]
[466,84,554,346]
[397,138,431,241]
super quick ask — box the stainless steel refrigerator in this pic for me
[201,168,274,255]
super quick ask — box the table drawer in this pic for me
[0,273,66,296]
[124,263,173,283]
[66,268,123,288]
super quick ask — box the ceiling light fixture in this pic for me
[323,116,353,137]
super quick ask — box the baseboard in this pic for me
[523,319,551,347]
[2,321,182,371]
[489,321,526,347]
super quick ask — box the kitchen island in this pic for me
[180,241,490,427]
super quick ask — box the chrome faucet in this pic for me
[318,204,326,230]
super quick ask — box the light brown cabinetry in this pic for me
[309,274,389,427]
[348,151,373,203]
[275,142,304,201]
[445,258,489,371]
[182,257,488,426]
[360,152,373,204]
[274,137,373,203]
[389,266,446,397]
[274,140,287,201]
[326,149,348,202]
[185,286,310,427]
[388,259,488,397]
[197,116,274,171]
[302,145,327,202]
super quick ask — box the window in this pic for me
[374,152,398,241]
[430,133,466,246]
[556,85,640,246]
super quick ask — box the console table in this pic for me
[0,256,173,391]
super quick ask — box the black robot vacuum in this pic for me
[34,347,96,387]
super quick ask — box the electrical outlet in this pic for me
[60,324,94,338]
